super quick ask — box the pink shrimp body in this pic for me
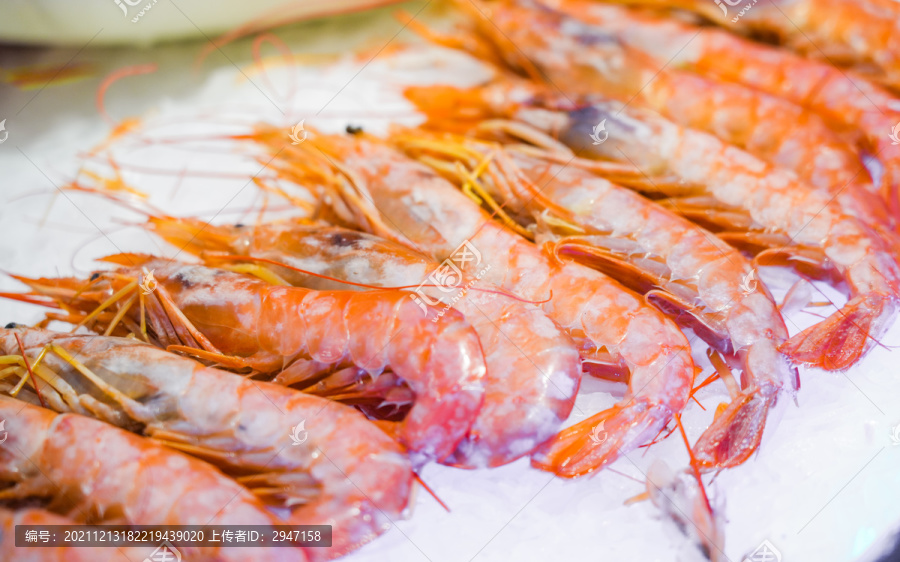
[0,326,413,560]
[145,218,582,469]
[0,396,304,562]
[607,0,900,92]
[408,75,900,372]
[443,0,881,227]
[565,1,900,224]
[562,99,900,370]
[16,261,486,465]
[398,133,798,468]
[264,131,697,478]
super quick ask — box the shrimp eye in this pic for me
[4,322,20,329]
[346,124,363,135]
[90,273,101,281]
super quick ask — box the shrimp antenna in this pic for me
[674,414,712,516]
[13,333,46,409]
[413,472,450,513]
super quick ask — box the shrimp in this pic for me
[0,326,413,560]
[420,0,884,228]
[8,261,486,466]
[0,396,304,562]
[553,1,900,224]
[606,0,900,93]
[0,507,140,562]
[252,129,697,478]
[396,131,798,470]
[143,217,582,469]
[404,79,900,372]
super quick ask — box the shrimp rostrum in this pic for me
[0,326,413,560]
[6,258,487,467]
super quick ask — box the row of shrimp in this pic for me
[5,0,900,560]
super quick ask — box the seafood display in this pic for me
[3,0,900,560]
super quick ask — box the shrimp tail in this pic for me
[531,402,669,478]
[779,294,894,371]
[692,391,774,471]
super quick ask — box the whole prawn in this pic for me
[0,396,304,562]
[254,129,697,478]
[421,0,882,228]
[143,217,582,469]
[396,130,798,470]
[9,260,486,466]
[405,80,900,372]
[557,1,900,224]
[605,0,900,92]
[0,326,413,560]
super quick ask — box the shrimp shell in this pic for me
[260,131,697,478]
[397,132,798,469]
[0,396,303,562]
[0,326,413,561]
[145,218,582,469]
[14,261,486,465]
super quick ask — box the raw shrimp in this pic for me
[144,217,582,469]
[9,261,486,465]
[0,396,304,562]
[0,326,413,560]
[555,1,900,223]
[606,0,900,92]
[424,0,882,226]
[254,129,697,478]
[397,131,798,469]
[0,508,137,562]
[405,81,900,372]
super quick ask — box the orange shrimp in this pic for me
[0,396,305,562]
[396,131,798,470]
[252,129,697,478]
[0,326,413,560]
[419,0,884,228]
[143,217,582,469]
[405,79,900,372]
[10,259,486,465]
[606,0,900,93]
[0,507,142,562]
[558,1,900,225]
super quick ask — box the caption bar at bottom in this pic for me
[15,525,332,547]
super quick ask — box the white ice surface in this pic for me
[1,5,900,562]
